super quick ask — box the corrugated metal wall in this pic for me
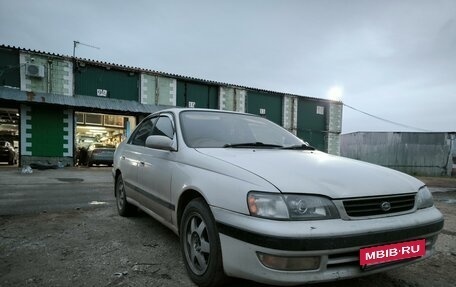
[74,64,139,101]
[0,48,20,88]
[297,99,328,151]
[246,90,282,125]
[341,132,455,176]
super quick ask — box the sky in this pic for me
[0,0,455,133]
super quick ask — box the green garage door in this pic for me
[297,99,328,151]
[0,47,20,88]
[75,64,139,101]
[176,81,218,109]
[246,91,282,125]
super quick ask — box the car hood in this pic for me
[195,148,424,199]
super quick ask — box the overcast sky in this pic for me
[1,0,455,133]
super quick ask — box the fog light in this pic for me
[257,252,320,271]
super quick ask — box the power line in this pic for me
[343,103,432,132]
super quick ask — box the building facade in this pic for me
[0,45,343,167]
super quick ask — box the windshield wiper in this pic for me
[223,142,284,148]
[281,144,315,150]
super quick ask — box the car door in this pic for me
[119,117,157,203]
[136,114,176,223]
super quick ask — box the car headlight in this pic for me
[416,186,434,209]
[247,192,339,220]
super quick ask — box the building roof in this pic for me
[0,44,338,104]
[0,86,165,114]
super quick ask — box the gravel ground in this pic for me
[0,174,455,287]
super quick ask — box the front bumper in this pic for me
[212,206,443,285]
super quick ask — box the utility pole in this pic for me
[73,41,100,57]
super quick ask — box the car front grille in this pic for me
[343,193,416,217]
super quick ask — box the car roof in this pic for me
[153,108,254,117]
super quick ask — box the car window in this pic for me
[129,117,157,146]
[153,116,174,139]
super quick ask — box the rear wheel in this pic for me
[180,198,226,287]
[115,174,135,217]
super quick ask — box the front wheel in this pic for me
[115,174,135,217]
[180,198,226,287]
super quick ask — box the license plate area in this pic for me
[360,239,425,267]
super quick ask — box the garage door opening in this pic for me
[0,107,19,166]
[75,112,135,167]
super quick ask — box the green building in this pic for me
[0,44,343,167]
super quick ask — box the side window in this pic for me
[153,116,174,139]
[129,117,157,146]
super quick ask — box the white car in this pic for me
[113,108,443,286]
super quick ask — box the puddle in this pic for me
[89,201,108,205]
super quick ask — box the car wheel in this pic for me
[180,198,226,287]
[115,174,135,217]
[87,162,93,167]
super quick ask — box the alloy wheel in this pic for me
[184,213,211,275]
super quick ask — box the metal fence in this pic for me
[341,132,456,177]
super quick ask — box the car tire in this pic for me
[115,174,135,217]
[180,198,226,287]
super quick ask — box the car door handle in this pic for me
[120,155,125,160]
[139,161,145,166]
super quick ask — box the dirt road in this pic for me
[0,169,455,286]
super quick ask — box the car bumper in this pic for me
[211,206,443,285]
[89,155,113,163]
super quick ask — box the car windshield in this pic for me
[180,111,305,148]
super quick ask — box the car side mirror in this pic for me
[145,135,175,151]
